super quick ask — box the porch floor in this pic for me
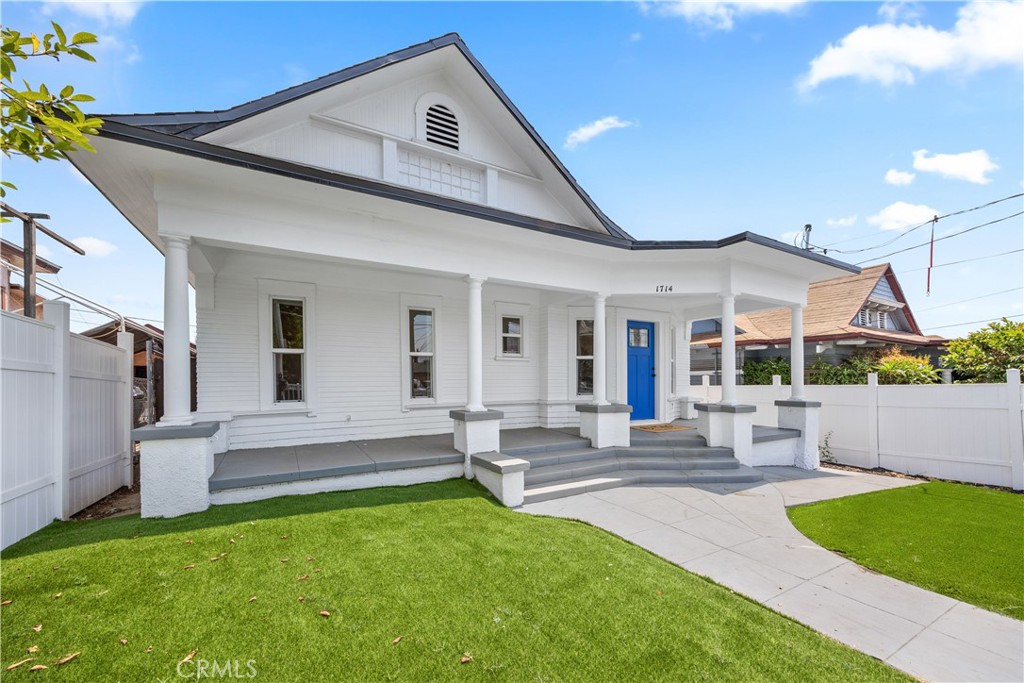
[210,421,797,494]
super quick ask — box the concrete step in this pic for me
[752,426,801,443]
[518,447,616,468]
[502,437,592,457]
[629,431,709,448]
[522,466,763,504]
[524,454,740,486]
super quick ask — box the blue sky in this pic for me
[2,0,1022,340]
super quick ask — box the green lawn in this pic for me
[1,480,908,682]
[788,481,1024,620]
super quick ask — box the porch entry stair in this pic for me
[509,426,784,505]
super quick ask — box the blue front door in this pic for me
[627,321,655,420]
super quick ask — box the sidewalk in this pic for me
[520,467,1024,683]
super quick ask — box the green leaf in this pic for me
[59,84,74,98]
[70,32,98,45]
[67,47,95,62]
[52,21,67,45]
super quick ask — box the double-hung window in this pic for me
[408,308,435,399]
[500,316,523,356]
[271,298,305,403]
[576,319,594,396]
[258,279,316,412]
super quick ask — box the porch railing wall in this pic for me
[1,303,133,549]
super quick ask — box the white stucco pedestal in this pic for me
[576,403,632,448]
[471,452,530,507]
[695,403,756,465]
[133,422,220,518]
[451,409,503,478]
[775,399,822,469]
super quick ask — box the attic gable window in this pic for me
[425,104,459,150]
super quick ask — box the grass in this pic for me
[0,480,909,682]
[788,481,1024,620]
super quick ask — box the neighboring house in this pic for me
[0,238,62,316]
[691,263,947,384]
[68,34,858,515]
[81,319,198,423]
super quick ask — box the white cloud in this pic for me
[878,1,923,23]
[645,1,806,31]
[72,236,118,257]
[884,169,916,186]
[798,0,1024,91]
[629,32,644,42]
[43,0,144,25]
[564,116,635,150]
[867,201,939,231]
[826,215,857,227]
[912,148,999,184]
[36,243,55,260]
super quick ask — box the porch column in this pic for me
[160,235,193,426]
[720,293,737,405]
[466,275,486,412]
[592,293,609,405]
[677,319,697,419]
[790,304,806,400]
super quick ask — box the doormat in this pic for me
[631,424,695,433]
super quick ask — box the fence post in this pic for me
[117,331,135,488]
[867,372,880,469]
[1007,369,1023,491]
[701,375,711,403]
[42,301,71,520]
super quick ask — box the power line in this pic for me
[902,248,1023,273]
[925,314,1023,331]
[855,211,1023,265]
[812,192,1024,253]
[915,287,1023,313]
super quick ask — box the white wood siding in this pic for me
[197,254,564,449]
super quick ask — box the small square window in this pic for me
[629,329,649,348]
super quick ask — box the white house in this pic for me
[70,34,857,516]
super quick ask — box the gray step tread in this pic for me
[522,467,764,504]
[525,455,740,485]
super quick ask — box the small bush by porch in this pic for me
[1,481,908,681]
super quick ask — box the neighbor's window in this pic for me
[409,308,434,399]
[576,319,594,395]
[500,316,523,356]
[271,298,304,403]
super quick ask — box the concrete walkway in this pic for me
[520,466,1023,683]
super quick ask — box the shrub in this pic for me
[742,357,791,385]
[809,352,877,385]
[874,348,939,385]
[942,318,1024,383]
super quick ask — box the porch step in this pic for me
[502,436,592,457]
[524,453,739,486]
[522,466,764,505]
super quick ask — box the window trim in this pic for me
[400,293,442,408]
[494,301,530,360]
[573,315,595,398]
[258,279,317,413]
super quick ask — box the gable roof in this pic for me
[693,264,946,347]
[97,33,632,241]
[1,238,62,274]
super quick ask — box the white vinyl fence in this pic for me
[693,370,1024,490]
[1,302,133,549]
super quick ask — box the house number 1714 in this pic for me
[655,285,674,292]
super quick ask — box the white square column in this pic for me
[576,293,631,447]
[134,422,220,518]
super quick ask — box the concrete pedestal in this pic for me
[471,452,530,507]
[576,403,632,448]
[775,399,822,470]
[451,409,503,478]
[695,403,756,466]
[134,422,220,518]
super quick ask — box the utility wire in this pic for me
[915,287,1023,313]
[902,248,1023,273]
[811,192,1023,253]
[855,211,1023,265]
[925,314,1023,331]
